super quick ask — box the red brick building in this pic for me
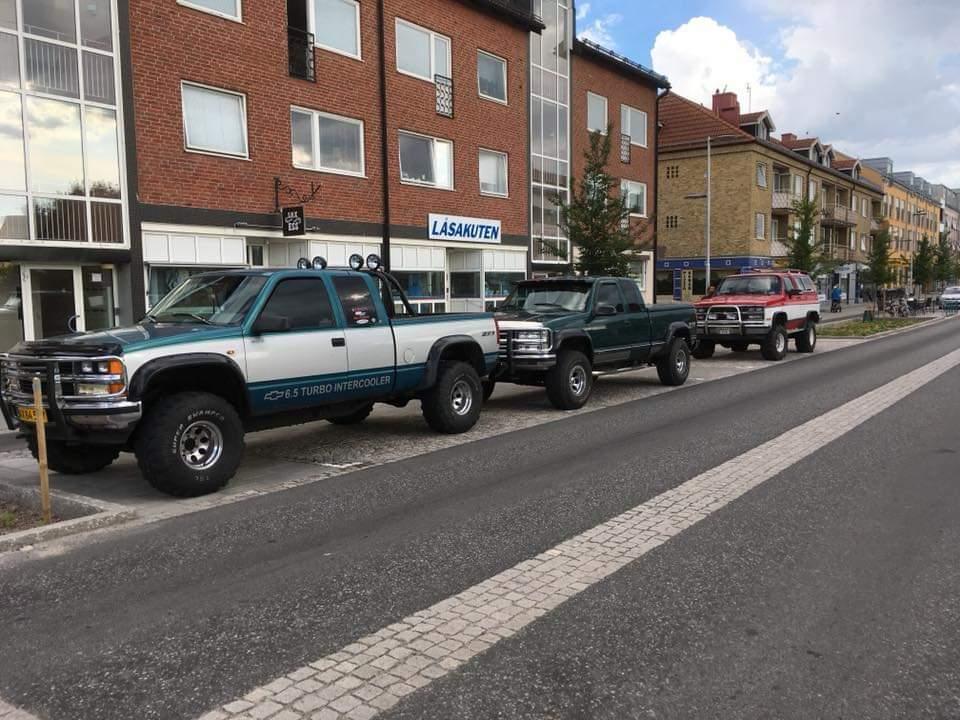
[128,0,541,314]
[569,38,668,300]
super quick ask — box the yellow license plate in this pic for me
[16,406,47,424]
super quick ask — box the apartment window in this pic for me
[310,0,360,59]
[291,107,364,176]
[620,104,647,147]
[396,19,450,82]
[479,149,508,197]
[399,131,453,188]
[755,212,766,239]
[862,198,868,217]
[861,234,867,251]
[477,50,507,103]
[809,180,817,201]
[178,0,241,21]
[756,163,767,188]
[587,92,607,134]
[851,192,857,211]
[181,82,248,158]
[793,175,803,196]
[621,180,647,216]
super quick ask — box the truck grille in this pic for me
[1,355,125,405]
[497,330,513,359]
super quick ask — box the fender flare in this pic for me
[665,321,693,346]
[128,353,247,403]
[418,336,486,390]
[554,329,594,360]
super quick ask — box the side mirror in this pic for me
[595,303,617,316]
[252,313,291,335]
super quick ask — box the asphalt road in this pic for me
[1,318,959,720]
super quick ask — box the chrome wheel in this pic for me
[569,365,587,396]
[776,332,786,354]
[179,420,224,471]
[450,379,474,416]
[675,347,688,374]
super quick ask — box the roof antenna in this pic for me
[746,83,752,112]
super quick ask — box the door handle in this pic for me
[332,337,346,347]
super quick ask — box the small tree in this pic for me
[864,229,894,310]
[935,233,954,287]
[785,198,819,273]
[913,237,935,293]
[557,128,637,277]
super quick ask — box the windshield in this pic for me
[499,282,591,313]
[147,274,267,326]
[944,287,960,294]
[716,275,782,296]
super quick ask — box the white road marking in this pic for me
[0,698,40,720]
[201,347,960,719]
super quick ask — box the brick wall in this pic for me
[570,55,658,249]
[129,0,529,238]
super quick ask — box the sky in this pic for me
[575,0,960,188]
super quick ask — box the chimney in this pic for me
[781,133,797,144]
[711,90,740,126]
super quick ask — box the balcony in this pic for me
[821,204,856,227]
[435,74,453,118]
[288,27,315,82]
[772,190,800,210]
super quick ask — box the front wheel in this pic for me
[761,325,788,361]
[26,436,119,475]
[545,350,593,410]
[656,337,691,386]
[796,322,817,353]
[421,361,483,434]
[134,392,244,497]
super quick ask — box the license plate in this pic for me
[16,406,47,424]
[714,328,735,335]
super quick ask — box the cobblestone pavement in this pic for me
[196,346,960,720]
[0,340,860,530]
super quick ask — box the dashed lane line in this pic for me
[197,347,960,720]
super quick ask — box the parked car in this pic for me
[692,269,820,361]
[492,277,696,410]
[0,255,498,497]
[941,286,960,312]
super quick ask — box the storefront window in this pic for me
[450,272,480,299]
[484,271,524,298]
[0,262,23,351]
[392,270,444,300]
[149,266,239,308]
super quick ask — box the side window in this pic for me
[596,283,624,313]
[260,279,335,330]
[617,279,644,312]
[332,276,381,326]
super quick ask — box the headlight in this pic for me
[512,328,552,353]
[741,306,765,321]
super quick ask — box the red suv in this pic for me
[692,270,821,361]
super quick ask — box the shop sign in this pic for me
[282,206,306,237]
[428,214,501,244]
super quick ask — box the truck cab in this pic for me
[1,255,498,497]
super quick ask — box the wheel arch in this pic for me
[555,329,594,363]
[128,354,249,416]
[419,336,486,390]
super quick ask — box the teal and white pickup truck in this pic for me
[0,255,498,497]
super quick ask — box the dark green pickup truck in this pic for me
[492,277,697,409]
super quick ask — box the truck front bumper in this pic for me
[693,323,770,343]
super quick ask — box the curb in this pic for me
[818,314,953,341]
[0,482,137,553]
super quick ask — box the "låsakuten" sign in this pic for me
[428,214,501,244]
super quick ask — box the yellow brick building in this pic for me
[656,91,883,301]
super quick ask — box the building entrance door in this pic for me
[21,266,84,340]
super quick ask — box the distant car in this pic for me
[941,286,960,310]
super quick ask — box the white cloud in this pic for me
[576,7,623,50]
[576,2,591,21]
[652,2,960,186]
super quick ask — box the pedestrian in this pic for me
[831,284,843,313]
[704,285,716,298]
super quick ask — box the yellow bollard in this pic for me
[32,376,51,525]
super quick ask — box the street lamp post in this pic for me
[702,135,741,290]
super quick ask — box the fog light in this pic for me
[348,254,364,271]
[81,361,94,373]
[366,254,382,271]
[77,383,111,396]
[296,257,311,270]
[312,256,327,270]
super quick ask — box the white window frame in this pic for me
[395,18,451,84]
[398,130,454,190]
[587,92,607,134]
[291,106,366,177]
[793,175,803,197]
[180,81,249,160]
[862,197,868,218]
[177,0,242,23]
[756,163,767,189]
[308,0,362,60]
[477,50,507,104]
[755,212,766,239]
[621,180,647,217]
[620,104,648,148]
[478,148,509,198]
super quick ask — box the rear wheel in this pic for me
[545,350,593,410]
[26,436,119,475]
[796,322,817,353]
[692,339,715,359]
[327,404,374,425]
[421,361,482,434]
[134,391,244,497]
[761,325,789,361]
[656,337,691,386]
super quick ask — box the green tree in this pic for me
[784,197,819,273]
[556,128,638,277]
[935,233,954,286]
[913,236,935,292]
[864,229,894,309]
